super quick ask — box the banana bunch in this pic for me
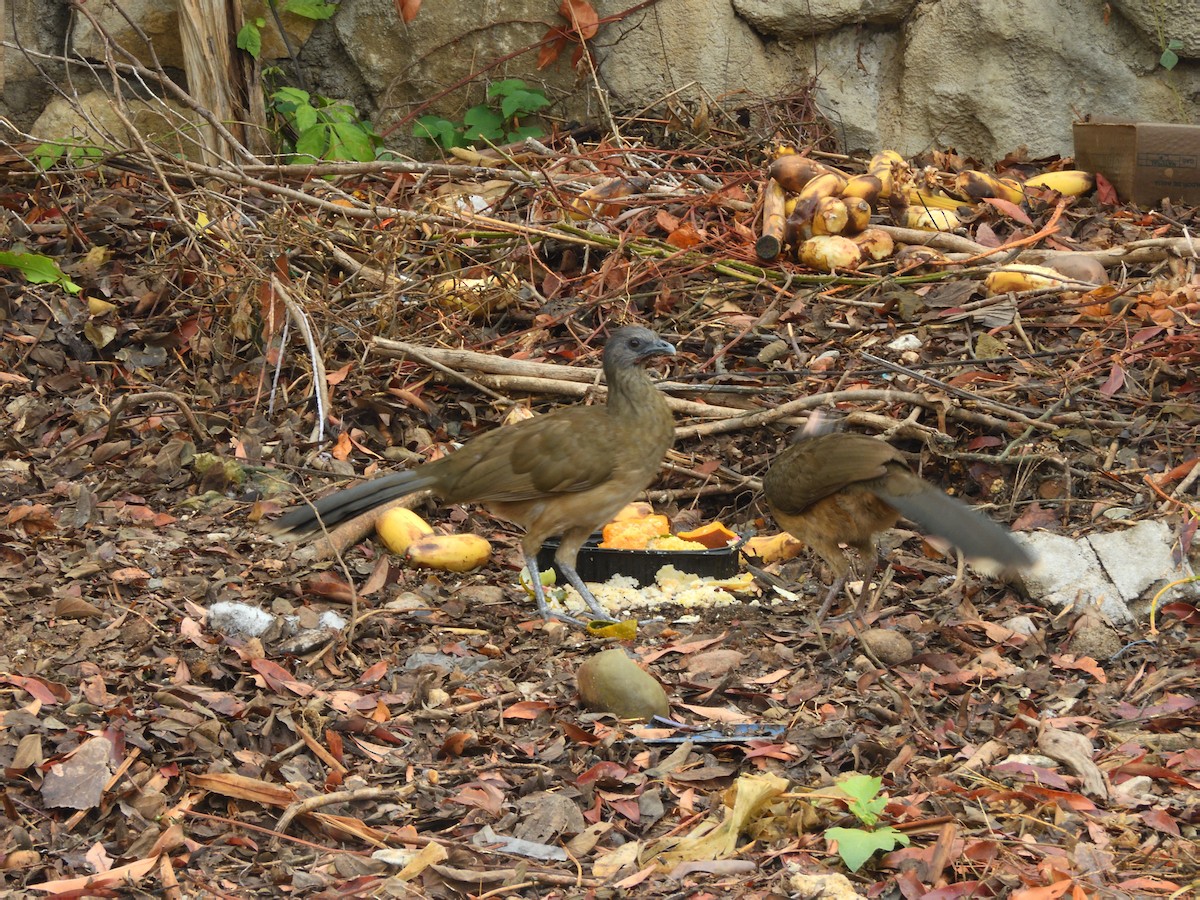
[760,147,1097,272]
[761,149,904,271]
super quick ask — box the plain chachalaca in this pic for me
[762,432,1033,619]
[269,326,677,624]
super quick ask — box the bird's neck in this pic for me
[605,363,673,442]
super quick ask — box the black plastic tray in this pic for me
[536,533,742,587]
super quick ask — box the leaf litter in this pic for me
[0,98,1198,897]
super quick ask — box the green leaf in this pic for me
[33,143,66,170]
[283,0,337,20]
[505,124,545,143]
[71,145,104,163]
[462,105,504,142]
[292,125,329,161]
[501,89,549,120]
[236,23,262,57]
[327,122,375,161]
[835,774,886,825]
[487,78,528,99]
[826,826,909,873]
[1160,48,1179,70]
[413,116,461,149]
[316,101,358,125]
[0,250,82,293]
[292,102,319,133]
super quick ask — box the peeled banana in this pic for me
[799,234,862,271]
[840,173,884,207]
[842,196,873,234]
[868,149,906,197]
[899,206,963,231]
[810,196,849,235]
[852,227,895,261]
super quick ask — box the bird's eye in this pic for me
[629,337,642,348]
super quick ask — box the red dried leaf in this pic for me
[560,0,598,38]
[394,0,421,23]
[304,572,356,603]
[576,761,628,786]
[537,30,569,69]
[982,196,1034,226]
[359,659,390,684]
[250,658,315,697]
[501,700,551,720]
[1095,171,1118,205]
[1099,361,1125,398]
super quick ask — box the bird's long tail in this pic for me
[267,470,439,539]
[877,485,1033,570]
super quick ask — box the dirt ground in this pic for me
[1,133,1198,898]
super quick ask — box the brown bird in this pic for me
[269,326,677,624]
[762,431,1033,619]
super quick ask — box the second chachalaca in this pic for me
[269,326,677,623]
[762,432,1033,618]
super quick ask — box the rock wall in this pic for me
[2,0,1196,162]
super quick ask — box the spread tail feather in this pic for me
[877,486,1033,570]
[267,470,438,539]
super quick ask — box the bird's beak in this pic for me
[637,338,676,362]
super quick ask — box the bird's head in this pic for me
[605,326,676,370]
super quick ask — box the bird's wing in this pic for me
[764,434,901,513]
[432,406,619,503]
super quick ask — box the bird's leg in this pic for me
[812,573,849,623]
[558,561,619,622]
[849,555,881,619]
[522,554,585,626]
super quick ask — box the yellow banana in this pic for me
[407,534,493,572]
[983,264,1067,295]
[376,508,433,555]
[955,170,1025,204]
[1023,170,1096,196]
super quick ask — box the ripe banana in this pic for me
[407,534,493,572]
[840,173,884,207]
[799,234,862,271]
[769,155,833,193]
[899,206,963,231]
[983,264,1067,295]
[842,196,873,234]
[903,187,967,210]
[867,149,906,197]
[955,170,1025,204]
[851,227,895,261]
[810,196,849,235]
[791,171,848,223]
[1023,170,1096,196]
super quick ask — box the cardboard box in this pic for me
[1073,121,1200,206]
